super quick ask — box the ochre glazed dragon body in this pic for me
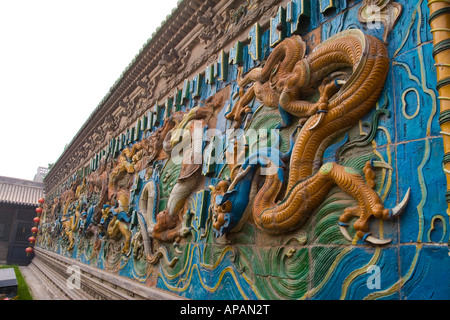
[213,29,410,244]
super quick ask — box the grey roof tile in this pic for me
[0,176,44,207]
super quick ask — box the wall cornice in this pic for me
[44,0,284,194]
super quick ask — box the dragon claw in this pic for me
[339,223,392,245]
[371,160,393,171]
[389,188,411,219]
[308,110,327,130]
[339,224,353,241]
[364,234,392,245]
[338,188,411,245]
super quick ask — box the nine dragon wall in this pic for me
[38,0,450,300]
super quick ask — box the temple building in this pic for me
[0,176,44,265]
[31,0,450,300]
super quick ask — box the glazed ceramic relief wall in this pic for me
[37,0,450,300]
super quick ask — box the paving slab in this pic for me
[19,265,63,300]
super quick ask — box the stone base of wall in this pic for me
[29,247,185,300]
[20,263,69,300]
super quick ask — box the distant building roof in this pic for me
[0,176,44,207]
[33,167,48,183]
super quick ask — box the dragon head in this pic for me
[209,167,257,237]
[209,181,230,230]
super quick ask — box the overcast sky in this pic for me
[0,0,180,181]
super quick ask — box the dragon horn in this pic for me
[228,165,252,191]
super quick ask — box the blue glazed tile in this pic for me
[400,245,450,299]
[346,247,400,300]
[427,214,449,243]
[317,0,341,25]
[347,0,363,7]
[374,145,400,244]
[321,0,432,58]
[388,0,432,59]
[156,244,211,300]
[204,245,258,300]
[322,5,383,42]
[242,44,258,75]
[397,138,447,244]
[312,247,399,300]
[393,43,439,143]
[363,61,396,148]
[321,8,350,40]
[261,29,272,61]
[118,257,133,278]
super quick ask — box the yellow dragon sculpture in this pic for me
[213,29,410,245]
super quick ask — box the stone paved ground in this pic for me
[19,265,64,300]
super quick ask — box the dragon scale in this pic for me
[253,31,390,235]
[212,30,408,242]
